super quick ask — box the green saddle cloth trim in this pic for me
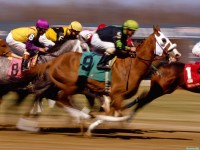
[78,51,111,82]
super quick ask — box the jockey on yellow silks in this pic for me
[39,21,83,48]
[6,18,49,71]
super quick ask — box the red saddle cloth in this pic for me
[184,62,200,88]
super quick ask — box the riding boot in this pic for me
[22,52,30,71]
[97,54,114,70]
[22,59,29,71]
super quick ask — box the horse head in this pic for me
[153,25,181,61]
[0,38,11,56]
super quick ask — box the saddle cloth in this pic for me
[8,57,22,79]
[8,54,38,79]
[78,51,112,82]
[184,62,200,88]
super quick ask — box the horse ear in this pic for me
[153,25,160,32]
[156,25,160,31]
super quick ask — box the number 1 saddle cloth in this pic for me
[184,62,200,88]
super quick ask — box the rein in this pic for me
[43,52,58,57]
[2,51,11,56]
[136,53,154,67]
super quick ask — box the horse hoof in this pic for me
[16,118,40,132]
[84,131,92,137]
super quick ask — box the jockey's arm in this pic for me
[26,34,47,53]
[39,34,55,48]
[114,34,136,52]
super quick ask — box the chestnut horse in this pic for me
[18,25,180,133]
[127,61,200,120]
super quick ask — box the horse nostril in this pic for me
[176,53,181,57]
[198,68,200,73]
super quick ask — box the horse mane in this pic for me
[156,61,185,71]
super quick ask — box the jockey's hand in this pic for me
[38,47,48,53]
[130,46,136,52]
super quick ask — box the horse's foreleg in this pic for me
[122,97,139,110]
[135,82,164,113]
[85,120,104,137]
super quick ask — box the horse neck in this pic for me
[37,39,83,64]
[58,39,82,54]
[133,35,156,71]
[112,34,156,97]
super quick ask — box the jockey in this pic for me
[90,19,139,70]
[192,41,200,57]
[6,18,49,71]
[39,21,83,48]
[78,23,107,51]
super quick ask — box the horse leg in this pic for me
[85,94,95,109]
[16,95,40,132]
[129,76,177,121]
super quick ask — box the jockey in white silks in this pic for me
[78,23,107,52]
[192,41,200,57]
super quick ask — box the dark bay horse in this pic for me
[18,25,180,133]
[127,61,200,120]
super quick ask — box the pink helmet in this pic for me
[97,23,106,31]
[36,18,49,29]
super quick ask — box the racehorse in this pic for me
[18,25,180,134]
[126,60,200,120]
[0,38,85,116]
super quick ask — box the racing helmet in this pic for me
[36,18,49,29]
[69,21,83,32]
[123,20,139,30]
[97,23,106,31]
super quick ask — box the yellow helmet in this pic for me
[69,21,82,32]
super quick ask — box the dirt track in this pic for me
[0,89,200,150]
[0,120,200,150]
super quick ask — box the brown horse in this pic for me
[18,25,180,132]
[127,61,200,118]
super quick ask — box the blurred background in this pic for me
[0,0,200,25]
[0,0,200,62]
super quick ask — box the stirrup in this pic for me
[97,64,111,70]
[22,67,29,71]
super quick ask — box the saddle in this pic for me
[78,52,115,94]
[184,62,200,88]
